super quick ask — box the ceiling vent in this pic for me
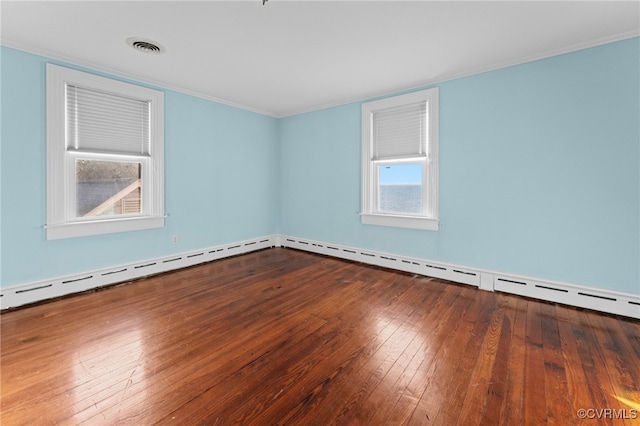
[126,38,165,54]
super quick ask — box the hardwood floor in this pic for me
[2,248,639,425]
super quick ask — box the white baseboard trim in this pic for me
[0,235,277,310]
[2,234,638,319]
[277,235,640,320]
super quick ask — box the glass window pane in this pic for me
[76,160,142,217]
[378,163,422,214]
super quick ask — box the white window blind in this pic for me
[66,84,150,155]
[47,63,165,240]
[372,101,427,160]
[361,87,439,231]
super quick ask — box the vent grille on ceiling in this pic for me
[126,38,165,54]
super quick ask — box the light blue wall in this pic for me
[2,38,639,294]
[0,46,279,287]
[280,38,640,294]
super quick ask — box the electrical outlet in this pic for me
[172,235,179,244]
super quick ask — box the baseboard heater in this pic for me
[278,235,640,320]
[2,234,638,319]
[0,236,277,311]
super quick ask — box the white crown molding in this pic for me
[3,31,638,119]
[276,30,640,118]
[0,39,277,118]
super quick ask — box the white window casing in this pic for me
[46,64,164,239]
[361,88,439,231]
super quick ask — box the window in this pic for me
[46,64,164,239]
[361,88,439,230]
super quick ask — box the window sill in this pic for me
[46,216,165,240]
[361,213,439,231]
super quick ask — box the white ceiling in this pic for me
[2,1,639,117]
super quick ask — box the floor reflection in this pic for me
[71,326,148,423]
[372,314,429,392]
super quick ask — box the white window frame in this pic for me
[361,88,439,231]
[46,64,164,240]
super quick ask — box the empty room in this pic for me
[1,1,639,424]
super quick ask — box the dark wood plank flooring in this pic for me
[2,248,639,425]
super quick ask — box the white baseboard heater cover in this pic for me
[1,236,277,310]
[277,235,640,320]
[2,234,638,319]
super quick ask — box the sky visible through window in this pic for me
[378,163,422,213]
[379,163,421,184]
